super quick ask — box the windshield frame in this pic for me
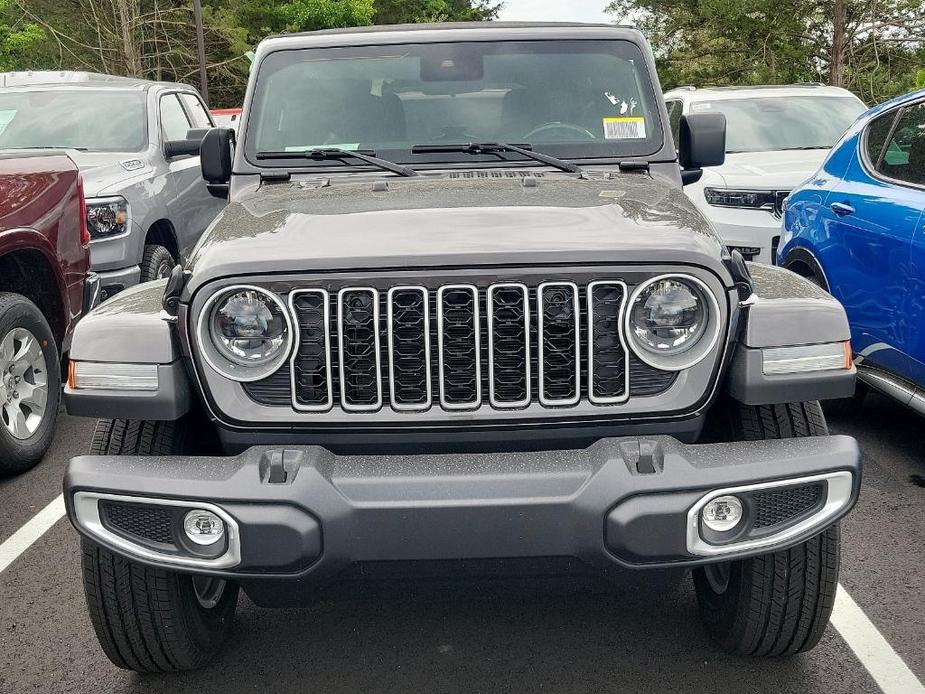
[0,87,149,154]
[242,38,668,173]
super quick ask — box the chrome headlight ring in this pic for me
[624,274,722,372]
[196,285,294,382]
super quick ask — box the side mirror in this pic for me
[164,128,209,159]
[679,113,726,185]
[200,127,235,198]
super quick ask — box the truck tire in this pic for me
[140,244,175,283]
[0,292,60,475]
[81,417,237,672]
[693,400,840,656]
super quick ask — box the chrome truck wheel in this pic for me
[0,327,49,439]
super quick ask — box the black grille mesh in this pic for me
[440,287,480,406]
[589,283,627,401]
[752,483,824,529]
[540,284,579,403]
[292,291,330,408]
[489,286,529,405]
[389,288,430,407]
[101,502,175,545]
[339,289,380,407]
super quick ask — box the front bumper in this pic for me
[64,435,860,581]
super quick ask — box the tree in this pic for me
[0,0,44,71]
[374,0,500,24]
[606,0,925,103]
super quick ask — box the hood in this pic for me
[714,150,829,190]
[0,149,154,196]
[68,150,154,197]
[185,174,728,293]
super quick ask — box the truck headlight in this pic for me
[198,286,293,382]
[704,188,775,210]
[86,197,129,239]
[625,275,721,371]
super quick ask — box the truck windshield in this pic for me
[0,90,146,152]
[691,96,866,154]
[246,40,664,168]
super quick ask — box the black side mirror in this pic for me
[164,128,209,158]
[200,127,235,198]
[679,113,726,185]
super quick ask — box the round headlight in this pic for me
[199,286,293,381]
[625,275,720,371]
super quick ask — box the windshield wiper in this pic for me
[255,147,418,177]
[411,142,583,174]
[777,146,831,151]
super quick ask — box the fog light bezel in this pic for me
[73,492,241,570]
[183,509,226,546]
[686,471,854,558]
[701,495,744,533]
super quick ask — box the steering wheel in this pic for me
[522,122,597,143]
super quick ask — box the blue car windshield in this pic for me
[690,96,866,154]
[246,40,665,167]
[0,90,146,152]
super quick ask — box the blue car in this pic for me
[778,88,925,413]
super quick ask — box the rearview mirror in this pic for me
[164,128,209,159]
[679,113,726,185]
[200,127,235,198]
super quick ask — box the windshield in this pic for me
[0,89,146,152]
[690,95,865,154]
[246,40,664,168]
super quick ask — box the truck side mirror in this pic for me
[200,127,235,198]
[679,113,726,186]
[164,128,209,159]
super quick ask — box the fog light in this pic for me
[183,510,225,546]
[702,495,744,532]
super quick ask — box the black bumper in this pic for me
[64,435,861,581]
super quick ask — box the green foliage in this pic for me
[916,69,925,90]
[0,0,44,71]
[374,0,500,23]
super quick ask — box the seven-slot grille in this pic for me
[278,280,663,414]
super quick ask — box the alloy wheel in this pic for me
[0,327,48,440]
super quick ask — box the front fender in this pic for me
[728,263,855,405]
[64,280,192,420]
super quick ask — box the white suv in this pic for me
[664,84,866,263]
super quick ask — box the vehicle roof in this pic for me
[0,70,195,92]
[664,84,860,101]
[257,22,642,56]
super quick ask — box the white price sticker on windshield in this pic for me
[603,117,646,140]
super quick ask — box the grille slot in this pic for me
[588,281,629,404]
[487,283,531,408]
[437,285,482,409]
[752,483,824,529]
[100,501,175,546]
[290,289,332,411]
[337,288,382,411]
[538,282,580,406]
[387,287,432,411]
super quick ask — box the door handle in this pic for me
[830,201,855,217]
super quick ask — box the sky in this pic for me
[495,0,613,24]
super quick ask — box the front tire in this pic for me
[140,244,175,283]
[0,292,60,475]
[694,400,841,655]
[82,415,235,672]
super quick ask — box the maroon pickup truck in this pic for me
[0,152,96,474]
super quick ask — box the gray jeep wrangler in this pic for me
[63,23,861,672]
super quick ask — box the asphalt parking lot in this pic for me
[1,393,923,694]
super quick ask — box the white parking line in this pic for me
[0,494,65,574]
[0,499,923,694]
[831,583,925,694]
